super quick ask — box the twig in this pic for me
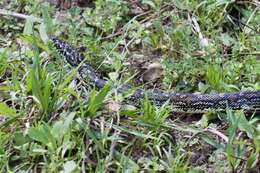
[226,14,260,34]
[100,4,170,41]
[190,14,210,48]
[0,9,42,23]
[206,128,228,143]
[100,10,151,41]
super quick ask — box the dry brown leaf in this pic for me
[191,50,205,57]
[104,101,121,113]
[142,62,163,82]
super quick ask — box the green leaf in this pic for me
[19,35,48,50]
[28,124,56,149]
[246,152,258,169]
[41,4,53,35]
[51,112,75,140]
[199,133,223,149]
[140,93,171,130]
[28,126,49,145]
[199,112,217,128]
[220,33,235,47]
[60,68,78,89]
[113,124,157,140]
[23,17,34,35]
[87,83,110,117]
[198,82,210,93]
[0,102,16,117]
[85,128,105,152]
[14,132,30,146]
[236,111,254,138]
[226,142,235,168]
[39,23,49,43]
[205,64,223,91]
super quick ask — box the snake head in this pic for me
[50,36,84,66]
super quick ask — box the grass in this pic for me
[0,0,259,172]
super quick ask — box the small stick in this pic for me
[0,9,42,23]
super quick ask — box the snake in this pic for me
[51,36,260,112]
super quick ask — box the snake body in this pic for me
[51,37,260,112]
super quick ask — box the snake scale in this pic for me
[51,37,260,112]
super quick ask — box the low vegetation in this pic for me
[0,0,259,172]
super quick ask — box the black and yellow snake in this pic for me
[51,37,260,112]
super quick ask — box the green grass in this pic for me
[0,0,260,172]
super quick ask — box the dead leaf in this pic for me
[191,50,204,57]
[142,62,163,82]
[105,101,121,113]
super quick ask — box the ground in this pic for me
[0,0,259,172]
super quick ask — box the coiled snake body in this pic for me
[51,37,260,112]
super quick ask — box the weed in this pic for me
[0,0,259,172]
